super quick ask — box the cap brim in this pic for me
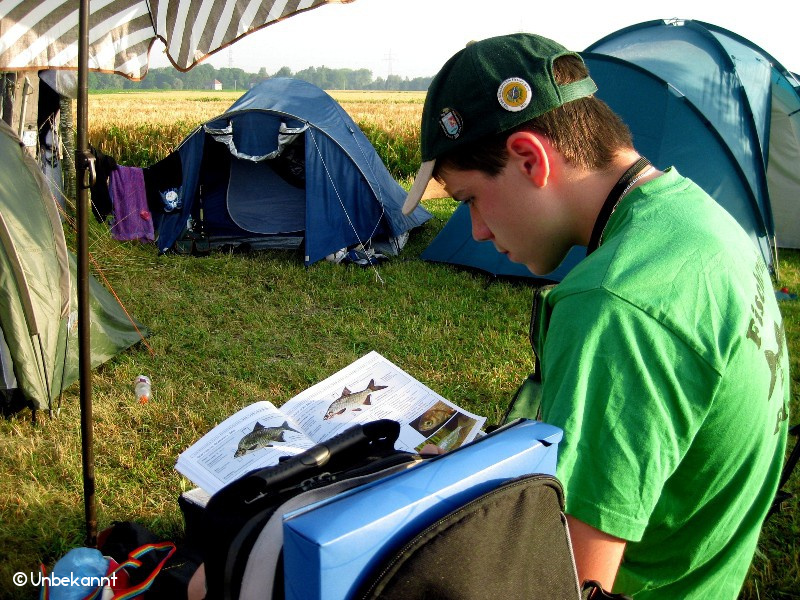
[402,160,436,215]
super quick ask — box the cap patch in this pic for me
[439,108,463,139]
[497,77,532,112]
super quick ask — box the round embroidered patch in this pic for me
[497,78,532,112]
[439,107,463,139]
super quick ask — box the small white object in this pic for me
[21,129,37,147]
[325,248,348,263]
[134,375,152,403]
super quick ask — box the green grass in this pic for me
[745,249,800,599]
[1,107,799,596]
[0,201,540,598]
[1,209,798,598]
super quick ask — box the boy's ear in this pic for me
[506,131,550,188]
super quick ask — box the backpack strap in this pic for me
[202,420,411,600]
[500,284,557,425]
[501,370,543,424]
[768,422,800,519]
[108,542,176,600]
[581,580,633,600]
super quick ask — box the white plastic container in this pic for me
[134,375,152,403]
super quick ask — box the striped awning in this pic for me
[0,0,346,80]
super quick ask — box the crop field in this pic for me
[0,89,796,599]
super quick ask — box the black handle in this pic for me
[241,419,400,503]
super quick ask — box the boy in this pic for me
[402,33,789,599]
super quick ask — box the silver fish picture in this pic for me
[437,424,466,452]
[323,379,388,420]
[234,420,300,458]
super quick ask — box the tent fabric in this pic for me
[581,51,773,266]
[768,78,800,248]
[421,19,800,281]
[585,19,800,257]
[0,0,339,81]
[0,120,147,412]
[227,160,306,234]
[154,78,431,265]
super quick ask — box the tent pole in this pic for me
[77,0,97,548]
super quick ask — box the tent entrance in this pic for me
[195,125,307,248]
[204,118,308,239]
[0,326,31,416]
[227,158,305,235]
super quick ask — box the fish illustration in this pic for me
[323,379,388,420]
[437,424,466,452]
[234,420,300,458]
[417,404,455,433]
[764,319,786,399]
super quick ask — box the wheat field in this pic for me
[86,90,425,168]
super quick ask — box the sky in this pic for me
[148,0,800,79]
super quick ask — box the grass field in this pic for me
[0,90,797,599]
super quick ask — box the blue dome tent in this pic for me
[152,78,432,264]
[421,20,800,282]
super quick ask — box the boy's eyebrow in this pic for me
[446,186,464,202]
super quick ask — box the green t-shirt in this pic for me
[536,169,789,599]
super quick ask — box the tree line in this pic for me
[89,63,433,91]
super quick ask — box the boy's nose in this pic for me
[469,205,492,242]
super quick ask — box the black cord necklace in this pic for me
[586,157,652,255]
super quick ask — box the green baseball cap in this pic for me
[402,33,597,215]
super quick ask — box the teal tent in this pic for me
[0,120,148,414]
[422,19,800,281]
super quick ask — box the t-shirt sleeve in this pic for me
[540,288,718,542]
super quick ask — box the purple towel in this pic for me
[109,166,154,242]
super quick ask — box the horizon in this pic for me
[148,0,799,79]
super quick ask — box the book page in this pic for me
[175,401,315,494]
[280,351,485,453]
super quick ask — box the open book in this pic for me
[175,351,485,495]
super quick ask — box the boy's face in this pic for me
[440,164,575,276]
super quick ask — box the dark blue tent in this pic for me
[153,78,431,264]
[421,20,800,281]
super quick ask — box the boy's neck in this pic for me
[564,151,661,247]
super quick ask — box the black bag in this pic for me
[197,419,420,600]
[356,474,581,600]
[356,473,631,600]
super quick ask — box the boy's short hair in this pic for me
[402,34,633,214]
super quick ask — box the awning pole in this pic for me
[77,0,97,548]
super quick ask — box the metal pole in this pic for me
[16,76,29,139]
[77,0,97,548]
